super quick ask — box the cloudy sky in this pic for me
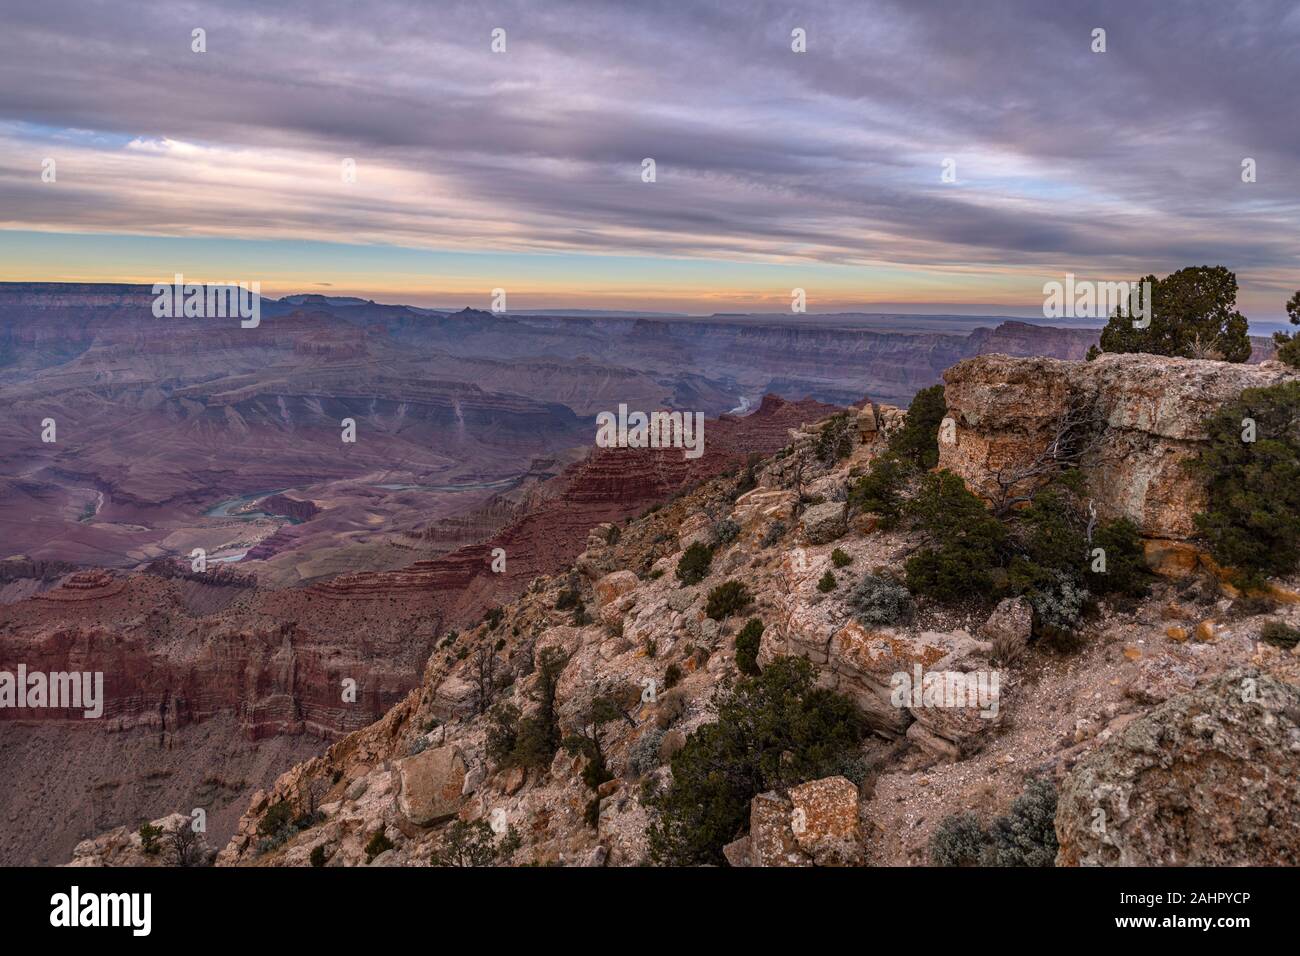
[1,0,1297,317]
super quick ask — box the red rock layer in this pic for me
[0,394,833,741]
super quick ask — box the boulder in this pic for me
[905,721,961,761]
[396,745,467,825]
[788,776,861,865]
[906,668,1003,757]
[598,591,637,627]
[748,792,811,867]
[731,488,798,541]
[1057,670,1300,865]
[722,835,752,868]
[431,673,477,718]
[676,512,713,551]
[594,570,639,608]
[777,611,987,738]
[801,501,847,544]
[855,403,881,438]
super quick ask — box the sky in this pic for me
[0,0,1297,318]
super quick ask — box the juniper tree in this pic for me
[1091,265,1250,362]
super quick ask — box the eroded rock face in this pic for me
[941,353,1297,541]
[1056,670,1300,866]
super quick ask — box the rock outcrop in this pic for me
[1056,669,1300,866]
[66,812,214,867]
[726,776,863,867]
[941,353,1298,543]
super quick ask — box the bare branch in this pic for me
[987,398,1103,517]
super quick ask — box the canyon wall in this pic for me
[0,394,828,864]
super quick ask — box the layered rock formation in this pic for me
[0,394,827,865]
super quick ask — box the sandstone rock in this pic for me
[345,778,369,801]
[396,745,466,826]
[906,668,1003,757]
[594,570,639,607]
[689,616,720,645]
[941,353,1298,541]
[501,766,527,796]
[804,484,845,514]
[1145,539,1203,578]
[855,403,881,438]
[801,501,847,544]
[667,588,696,613]
[432,673,477,718]
[67,812,201,868]
[598,591,637,627]
[778,612,987,738]
[748,792,811,867]
[978,597,1032,648]
[788,776,861,865]
[581,845,608,867]
[461,760,485,796]
[535,625,584,659]
[1057,670,1300,865]
[574,545,611,582]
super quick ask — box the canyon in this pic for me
[0,383,829,864]
[204,352,1299,870]
[1,283,1290,867]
